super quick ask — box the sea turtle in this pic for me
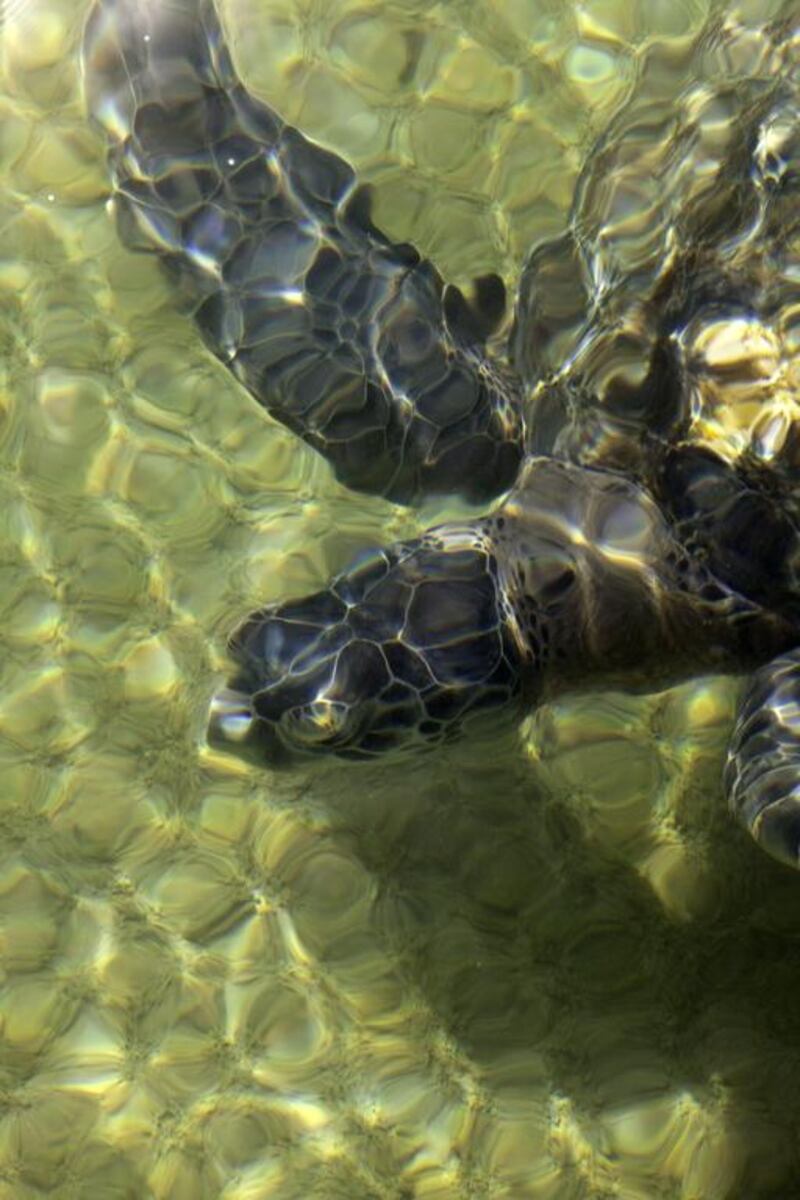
[82,0,800,867]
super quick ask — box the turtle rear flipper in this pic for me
[726,649,800,869]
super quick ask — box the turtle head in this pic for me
[206,531,526,765]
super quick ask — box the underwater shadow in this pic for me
[314,716,800,1196]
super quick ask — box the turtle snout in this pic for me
[206,683,296,766]
[205,586,372,764]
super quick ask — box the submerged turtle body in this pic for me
[83,0,800,868]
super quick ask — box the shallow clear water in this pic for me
[1,0,800,1196]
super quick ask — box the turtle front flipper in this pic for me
[81,0,523,505]
[726,649,800,870]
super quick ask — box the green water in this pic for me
[1,0,800,1196]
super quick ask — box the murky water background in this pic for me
[2,0,800,1196]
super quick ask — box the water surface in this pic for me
[1,1,800,1196]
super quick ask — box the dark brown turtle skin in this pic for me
[83,0,800,868]
[82,0,523,506]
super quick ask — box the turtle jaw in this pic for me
[206,681,365,765]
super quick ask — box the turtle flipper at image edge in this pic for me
[82,0,800,869]
[726,649,800,870]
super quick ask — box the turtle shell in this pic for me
[511,9,800,497]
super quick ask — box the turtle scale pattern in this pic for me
[82,0,800,868]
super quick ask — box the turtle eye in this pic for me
[279,699,355,746]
